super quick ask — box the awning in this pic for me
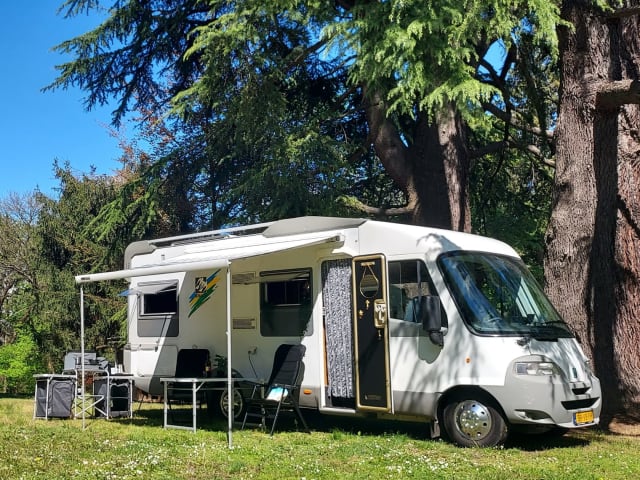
[74,229,344,447]
[75,232,344,284]
[118,283,176,296]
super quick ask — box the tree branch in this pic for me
[339,195,416,217]
[470,140,556,167]
[606,7,640,19]
[596,80,640,110]
[482,102,554,139]
[469,140,508,159]
[363,89,412,189]
[478,58,505,91]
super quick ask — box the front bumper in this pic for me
[484,365,602,428]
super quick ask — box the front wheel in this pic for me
[442,397,508,447]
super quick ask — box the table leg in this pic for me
[163,381,168,428]
[192,380,197,432]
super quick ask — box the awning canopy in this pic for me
[118,283,176,296]
[76,232,344,284]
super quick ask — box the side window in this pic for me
[137,282,179,337]
[260,269,313,337]
[388,260,442,324]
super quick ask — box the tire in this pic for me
[442,397,509,447]
[211,388,246,420]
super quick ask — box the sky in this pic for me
[0,3,124,198]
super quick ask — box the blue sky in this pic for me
[0,3,124,198]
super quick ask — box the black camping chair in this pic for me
[241,344,310,435]
[167,348,210,416]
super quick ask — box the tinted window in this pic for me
[260,269,312,337]
[137,282,178,337]
[142,286,177,315]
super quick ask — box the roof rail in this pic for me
[149,221,275,248]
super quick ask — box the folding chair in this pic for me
[166,349,211,418]
[241,344,310,435]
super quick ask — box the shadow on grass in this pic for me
[131,401,597,451]
[3,393,605,452]
[132,402,237,430]
[504,430,592,450]
[304,410,432,439]
[300,411,596,450]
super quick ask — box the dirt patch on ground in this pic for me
[607,414,640,436]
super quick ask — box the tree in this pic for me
[0,193,44,389]
[34,164,128,370]
[470,32,558,279]
[0,193,40,317]
[544,0,640,422]
[49,0,562,231]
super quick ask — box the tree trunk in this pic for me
[365,90,471,231]
[544,1,640,424]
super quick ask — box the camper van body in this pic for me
[83,217,601,446]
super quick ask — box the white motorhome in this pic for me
[76,216,601,447]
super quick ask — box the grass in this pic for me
[1,396,639,479]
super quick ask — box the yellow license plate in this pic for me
[574,410,594,425]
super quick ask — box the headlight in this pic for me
[515,361,559,376]
[584,358,594,376]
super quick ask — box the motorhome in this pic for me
[75,216,601,447]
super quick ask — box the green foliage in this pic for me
[49,0,387,230]
[471,152,552,281]
[0,164,130,384]
[47,0,565,236]
[327,0,562,119]
[0,329,41,394]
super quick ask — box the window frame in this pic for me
[388,259,442,325]
[136,281,179,337]
[259,268,313,337]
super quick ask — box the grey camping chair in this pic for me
[241,343,310,435]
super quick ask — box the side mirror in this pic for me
[420,296,445,347]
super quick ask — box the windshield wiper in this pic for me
[539,320,568,327]
[526,324,563,341]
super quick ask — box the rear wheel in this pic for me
[442,397,508,447]
[211,388,245,420]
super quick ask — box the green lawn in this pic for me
[2,396,638,479]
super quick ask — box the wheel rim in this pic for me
[452,400,492,440]
[220,390,243,419]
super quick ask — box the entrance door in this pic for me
[352,255,391,412]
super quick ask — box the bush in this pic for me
[0,330,42,394]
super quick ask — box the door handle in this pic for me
[374,299,387,329]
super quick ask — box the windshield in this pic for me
[439,252,573,339]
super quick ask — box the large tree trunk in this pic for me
[544,1,640,424]
[365,90,471,231]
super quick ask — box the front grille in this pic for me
[572,386,590,395]
[561,398,598,410]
